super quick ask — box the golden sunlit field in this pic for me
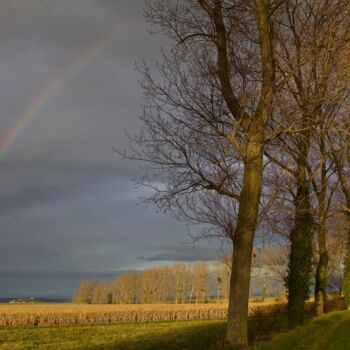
[0,301,345,350]
[0,302,288,327]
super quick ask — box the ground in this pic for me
[0,319,226,350]
[251,311,350,350]
[0,310,348,350]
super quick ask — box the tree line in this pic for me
[73,252,291,305]
[73,244,345,306]
[121,0,350,348]
[73,261,228,304]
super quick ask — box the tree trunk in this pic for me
[315,232,328,316]
[261,284,267,303]
[333,155,350,308]
[208,0,273,346]
[288,182,314,328]
[315,150,328,317]
[343,223,350,308]
[189,288,193,304]
[314,204,328,316]
[315,234,328,315]
[225,141,264,349]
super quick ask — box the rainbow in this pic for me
[0,28,118,160]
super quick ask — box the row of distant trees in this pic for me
[73,261,227,304]
[73,244,346,305]
[73,253,289,304]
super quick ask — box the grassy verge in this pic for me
[250,311,350,350]
[0,313,291,350]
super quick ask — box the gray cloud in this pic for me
[21,245,62,259]
[139,246,218,262]
[0,0,223,297]
[139,244,220,262]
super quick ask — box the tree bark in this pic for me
[343,223,350,308]
[224,1,273,347]
[315,153,328,316]
[225,139,264,349]
[342,176,350,308]
[340,189,350,308]
[315,225,328,316]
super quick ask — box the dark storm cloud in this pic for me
[0,269,131,298]
[21,245,62,259]
[139,244,220,262]
[0,0,223,297]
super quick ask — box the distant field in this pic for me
[0,302,288,326]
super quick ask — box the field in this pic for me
[0,319,226,350]
[0,302,289,327]
[2,312,349,350]
[0,303,347,350]
[0,314,291,350]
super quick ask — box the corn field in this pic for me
[0,302,289,327]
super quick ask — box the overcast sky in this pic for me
[0,0,224,298]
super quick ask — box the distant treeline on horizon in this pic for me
[72,259,284,304]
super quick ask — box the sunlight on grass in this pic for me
[250,311,350,350]
[0,319,226,350]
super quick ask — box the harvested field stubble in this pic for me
[0,302,289,327]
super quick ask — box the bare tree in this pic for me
[112,273,141,304]
[327,215,348,296]
[214,255,232,302]
[331,112,350,307]
[266,0,350,325]
[72,280,97,304]
[251,247,288,300]
[91,281,112,304]
[192,261,210,303]
[170,262,190,304]
[126,1,277,346]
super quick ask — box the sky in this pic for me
[0,0,224,298]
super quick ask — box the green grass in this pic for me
[251,311,350,350]
[0,319,227,350]
[0,314,289,350]
[3,311,344,350]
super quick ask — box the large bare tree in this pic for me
[126,0,277,347]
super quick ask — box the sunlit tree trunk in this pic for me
[224,0,274,346]
[226,139,264,348]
